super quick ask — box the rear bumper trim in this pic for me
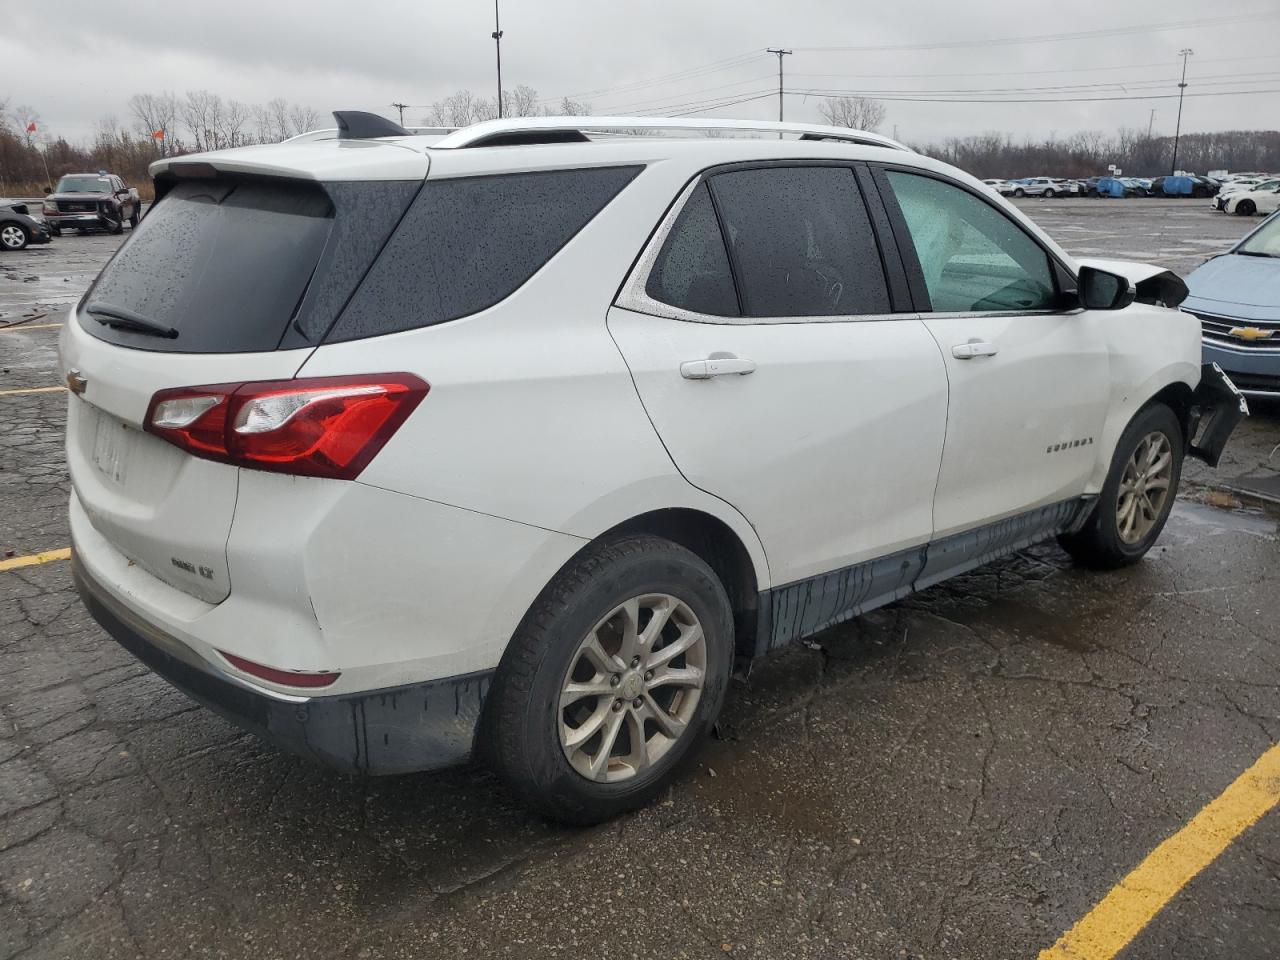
[73,552,493,775]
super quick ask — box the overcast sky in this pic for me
[5,0,1279,146]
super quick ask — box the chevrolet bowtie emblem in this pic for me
[66,369,87,395]
[1229,326,1275,342]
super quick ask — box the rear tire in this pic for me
[1059,404,1184,569]
[485,535,733,825]
[1014,188,1026,197]
[1044,188,1056,198]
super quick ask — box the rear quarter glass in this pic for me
[324,165,643,343]
[80,177,419,354]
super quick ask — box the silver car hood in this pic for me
[1183,254,1280,321]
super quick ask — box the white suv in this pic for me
[61,113,1245,823]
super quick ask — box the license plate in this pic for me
[92,415,135,485]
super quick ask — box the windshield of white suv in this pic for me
[56,176,113,193]
[1238,217,1280,257]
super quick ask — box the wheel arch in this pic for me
[1087,362,1199,491]
[597,508,763,660]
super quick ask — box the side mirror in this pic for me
[42,186,52,195]
[1078,266,1135,310]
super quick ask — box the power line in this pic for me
[788,86,1280,105]
[596,74,775,115]
[790,71,1280,98]
[784,53,1280,82]
[793,12,1278,53]
[542,50,762,104]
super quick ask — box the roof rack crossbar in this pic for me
[430,116,910,151]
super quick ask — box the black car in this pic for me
[0,199,53,251]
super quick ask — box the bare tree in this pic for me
[287,104,321,137]
[817,96,886,132]
[12,105,40,147]
[181,90,225,151]
[218,99,252,148]
[503,84,541,118]
[128,92,179,155]
[255,98,292,142]
[427,90,483,127]
[557,96,591,116]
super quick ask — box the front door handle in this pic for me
[951,340,999,360]
[680,356,757,379]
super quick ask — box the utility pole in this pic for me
[1170,48,1193,175]
[1147,108,1155,139]
[492,0,504,119]
[391,102,407,126]
[766,48,791,137]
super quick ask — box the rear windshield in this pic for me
[82,178,337,353]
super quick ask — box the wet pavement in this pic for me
[1,201,1278,959]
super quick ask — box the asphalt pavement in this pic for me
[1,199,1277,959]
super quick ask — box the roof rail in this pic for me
[430,116,910,151]
[282,125,459,144]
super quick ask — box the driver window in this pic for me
[885,171,1058,313]
[709,166,890,317]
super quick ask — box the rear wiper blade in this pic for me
[85,302,179,339]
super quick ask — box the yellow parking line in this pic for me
[0,386,65,396]
[0,548,72,572]
[1039,742,1280,959]
[0,323,62,331]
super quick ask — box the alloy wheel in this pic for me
[558,593,706,783]
[1116,431,1173,544]
[0,225,25,249]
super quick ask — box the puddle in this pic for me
[1172,500,1278,538]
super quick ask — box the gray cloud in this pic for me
[5,0,1277,148]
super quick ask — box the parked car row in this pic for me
[0,172,141,251]
[983,174,1230,200]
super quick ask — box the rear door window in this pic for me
[84,178,335,353]
[327,165,642,342]
[708,166,891,317]
[645,182,739,316]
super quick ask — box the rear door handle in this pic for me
[951,340,999,360]
[680,356,757,379]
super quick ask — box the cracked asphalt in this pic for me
[2,200,1278,959]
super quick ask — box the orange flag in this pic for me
[152,129,165,140]
[25,121,36,133]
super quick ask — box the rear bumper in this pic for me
[73,551,493,775]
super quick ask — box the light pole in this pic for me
[492,0,504,118]
[1171,48,1193,176]
[766,48,792,137]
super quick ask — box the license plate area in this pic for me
[91,410,139,486]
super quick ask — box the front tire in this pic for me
[129,207,140,228]
[486,535,733,824]
[1014,188,1026,197]
[0,223,28,251]
[1059,404,1184,569]
[1237,199,1256,216]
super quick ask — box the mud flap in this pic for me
[1188,363,1249,468]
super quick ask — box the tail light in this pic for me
[145,374,428,480]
